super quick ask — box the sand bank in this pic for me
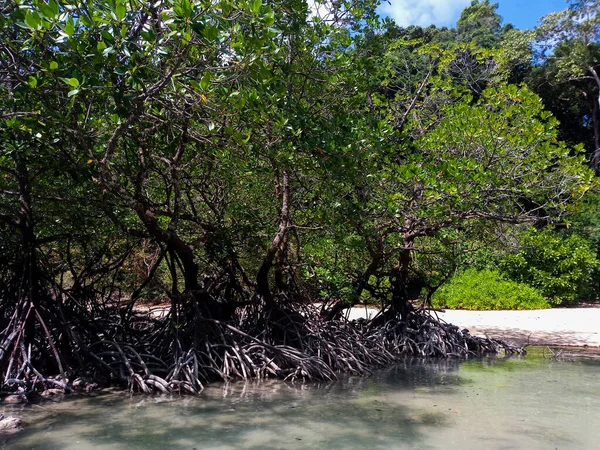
[346,306,600,347]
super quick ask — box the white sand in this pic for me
[144,304,600,347]
[439,308,600,347]
[347,307,600,347]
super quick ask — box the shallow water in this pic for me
[3,350,600,449]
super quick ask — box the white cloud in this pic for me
[378,0,470,28]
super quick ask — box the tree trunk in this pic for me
[587,66,600,173]
[132,205,232,319]
[256,171,291,308]
[325,236,383,320]
[134,207,199,291]
[390,244,413,321]
[14,152,44,343]
[274,232,289,293]
[592,92,600,173]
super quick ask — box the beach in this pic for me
[346,306,600,347]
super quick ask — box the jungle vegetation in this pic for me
[0,0,598,395]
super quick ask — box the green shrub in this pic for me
[431,268,550,310]
[499,228,599,304]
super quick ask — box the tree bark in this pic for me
[256,171,291,308]
[13,151,46,345]
[587,66,600,173]
[325,233,384,320]
[390,242,413,321]
[592,92,600,173]
[15,152,41,302]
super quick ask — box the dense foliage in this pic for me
[0,0,598,394]
[500,228,599,304]
[431,268,549,311]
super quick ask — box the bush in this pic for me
[431,268,550,310]
[499,228,599,304]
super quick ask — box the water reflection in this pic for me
[3,353,600,449]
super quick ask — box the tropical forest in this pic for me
[1,0,600,438]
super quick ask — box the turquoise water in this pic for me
[3,351,600,449]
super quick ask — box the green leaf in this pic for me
[267,27,281,38]
[38,4,56,19]
[63,19,75,37]
[28,76,37,88]
[202,24,218,40]
[25,13,39,29]
[68,89,79,97]
[97,41,107,51]
[101,31,115,43]
[16,21,33,30]
[180,0,193,18]
[200,73,211,90]
[79,15,91,27]
[251,0,262,14]
[49,0,59,16]
[67,78,80,88]
[116,3,127,20]
[264,11,275,27]
[49,61,58,70]
[141,30,155,42]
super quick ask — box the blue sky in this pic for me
[378,0,570,30]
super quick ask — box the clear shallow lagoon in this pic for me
[3,349,600,449]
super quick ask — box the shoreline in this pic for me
[346,306,600,348]
[141,304,600,348]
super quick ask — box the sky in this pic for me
[378,0,570,30]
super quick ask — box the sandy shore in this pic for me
[346,306,600,348]
[439,308,600,347]
[143,304,600,348]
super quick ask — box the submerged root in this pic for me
[0,301,524,397]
